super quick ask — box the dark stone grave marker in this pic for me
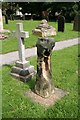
[58,13,65,32]
[73,14,80,31]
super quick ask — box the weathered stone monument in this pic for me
[11,23,35,82]
[73,13,80,31]
[26,20,66,106]
[32,19,56,37]
[35,37,55,98]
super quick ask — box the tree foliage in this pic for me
[2,2,80,22]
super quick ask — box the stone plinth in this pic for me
[25,88,67,107]
[11,61,34,82]
[32,19,56,37]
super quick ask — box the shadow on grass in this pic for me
[3,64,14,68]
[2,64,36,90]
[27,77,36,90]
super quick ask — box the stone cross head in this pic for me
[12,23,29,63]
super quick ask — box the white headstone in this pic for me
[0,8,3,31]
[13,23,29,63]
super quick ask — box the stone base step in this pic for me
[11,65,34,76]
[16,60,30,69]
[10,72,34,82]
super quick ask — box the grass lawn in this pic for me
[0,20,79,54]
[2,45,78,118]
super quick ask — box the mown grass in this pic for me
[2,45,78,118]
[0,20,79,54]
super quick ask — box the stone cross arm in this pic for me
[12,30,29,39]
[12,23,29,39]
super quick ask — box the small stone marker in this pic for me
[11,23,35,82]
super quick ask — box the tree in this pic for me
[1,2,80,22]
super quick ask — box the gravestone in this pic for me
[3,8,8,24]
[0,8,3,31]
[73,14,80,31]
[35,37,55,98]
[32,19,56,37]
[58,14,65,32]
[0,8,10,33]
[5,14,8,24]
[11,23,35,82]
[26,20,66,106]
[26,37,67,106]
[5,9,8,24]
[0,8,9,39]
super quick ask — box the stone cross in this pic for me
[0,8,3,31]
[13,23,29,63]
[11,23,34,81]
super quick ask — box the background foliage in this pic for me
[2,2,80,22]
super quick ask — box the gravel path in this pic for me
[0,38,79,66]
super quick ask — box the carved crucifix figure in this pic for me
[35,37,55,98]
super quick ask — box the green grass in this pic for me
[2,45,78,118]
[0,20,79,54]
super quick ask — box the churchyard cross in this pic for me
[13,23,29,63]
[11,23,34,82]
